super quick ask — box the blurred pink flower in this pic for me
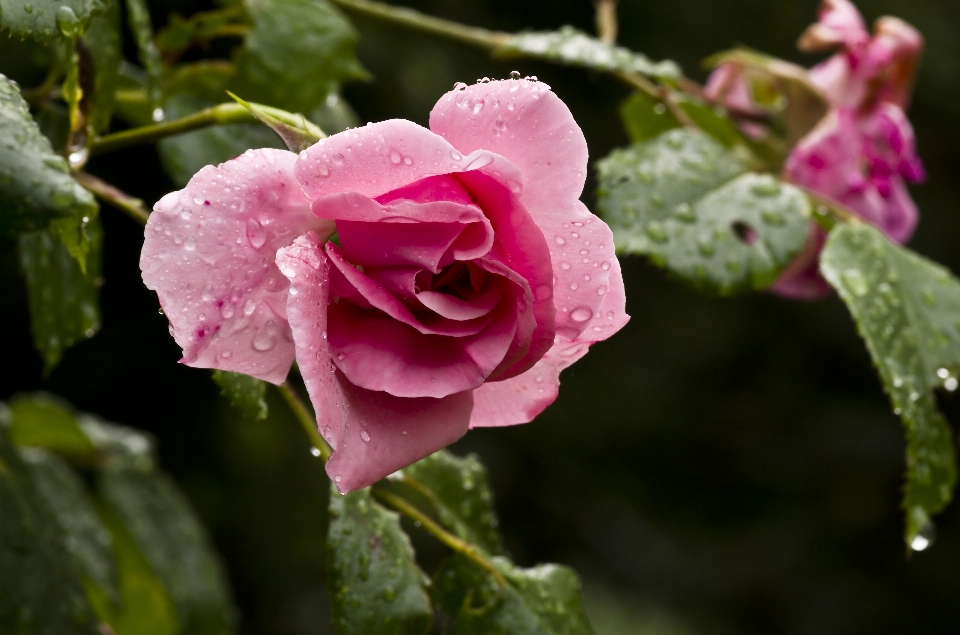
[140,78,629,492]
[706,0,926,299]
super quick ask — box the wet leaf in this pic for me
[0,73,98,239]
[820,223,960,547]
[18,217,102,373]
[123,0,162,108]
[432,554,594,635]
[7,392,97,462]
[497,26,679,79]
[596,128,810,294]
[81,0,121,134]
[0,0,104,41]
[211,370,268,421]
[0,415,100,635]
[327,486,432,635]
[403,450,504,556]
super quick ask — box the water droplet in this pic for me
[337,352,346,361]
[946,378,958,392]
[472,98,485,114]
[55,6,80,36]
[750,179,780,197]
[570,306,592,322]
[310,447,321,457]
[597,285,608,295]
[246,219,267,249]
[318,164,330,177]
[243,299,257,316]
[221,350,232,359]
[674,202,696,223]
[68,148,89,168]
[453,82,467,91]
[332,153,344,165]
[184,236,197,251]
[334,475,342,483]
[911,521,935,551]
[510,70,521,80]
[289,285,299,296]
[23,4,33,13]
[555,236,566,245]
[152,107,165,122]
[403,156,413,166]
[202,284,215,301]
[389,150,401,165]
[570,282,579,290]
[761,209,785,226]
[494,116,506,132]
[450,149,462,161]
[600,261,611,271]
[841,269,868,297]
[535,284,552,300]
[360,430,371,443]
[252,320,279,352]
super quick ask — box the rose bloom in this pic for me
[705,0,925,299]
[140,78,629,492]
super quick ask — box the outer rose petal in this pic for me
[140,148,332,383]
[770,226,833,300]
[798,0,869,53]
[295,119,465,201]
[430,79,588,220]
[469,338,590,428]
[276,232,472,493]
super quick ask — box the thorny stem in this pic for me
[90,102,316,156]
[74,172,151,225]
[277,381,333,461]
[371,487,508,587]
[593,0,618,44]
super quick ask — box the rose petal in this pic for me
[140,148,332,383]
[469,337,590,428]
[275,232,471,493]
[430,78,588,221]
[798,0,869,53]
[770,225,833,300]
[295,120,466,201]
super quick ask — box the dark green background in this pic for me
[3,0,960,633]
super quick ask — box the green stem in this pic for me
[797,186,862,227]
[277,382,332,461]
[74,172,150,225]
[371,486,507,587]
[329,0,510,50]
[90,102,317,156]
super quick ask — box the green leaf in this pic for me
[0,72,98,238]
[432,555,594,635]
[596,129,811,295]
[211,370,268,421]
[619,92,679,144]
[18,217,102,373]
[327,486,432,635]
[231,0,368,113]
[226,90,324,152]
[0,414,101,635]
[819,223,960,546]
[155,6,249,59]
[87,494,180,635]
[157,92,283,187]
[123,0,162,109]
[0,0,104,41]
[403,450,504,556]
[99,459,237,635]
[81,0,121,134]
[7,392,97,462]
[496,26,679,80]
[21,447,118,602]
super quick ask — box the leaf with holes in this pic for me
[403,450,504,556]
[596,128,811,295]
[496,26,680,79]
[212,370,268,420]
[0,73,98,240]
[327,486,432,635]
[432,554,594,635]
[0,0,104,40]
[820,223,960,546]
[18,219,102,373]
[0,416,101,635]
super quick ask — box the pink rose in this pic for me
[703,0,925,300]
[140,78,629,492]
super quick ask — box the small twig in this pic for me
[593,0,618,44]
[73,172,151,225]
[277,382,332,461]
[371,486,507,587]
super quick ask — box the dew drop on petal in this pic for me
[389,150,401,165]
[360,430,371,443]
[246,219,267,249]
[570,306,593,322]
[555,236,566,245]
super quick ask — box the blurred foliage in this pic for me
[3,0,960,634]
